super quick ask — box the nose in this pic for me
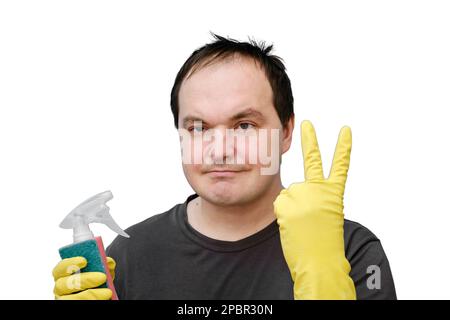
[204,127,235,165]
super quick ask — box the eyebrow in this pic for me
[181,108,265,128]
[230,108,264,122]
[182,116,206,128]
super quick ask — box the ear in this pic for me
[281,115,295,155]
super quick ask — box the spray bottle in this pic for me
[58,190,130,300]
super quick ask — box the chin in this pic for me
[207,187,240,205]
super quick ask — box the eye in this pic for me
[237,122,255,130]
[188,126,205,133]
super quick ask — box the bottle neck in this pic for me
[73,217,94,243]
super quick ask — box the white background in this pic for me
[0,0,449,299]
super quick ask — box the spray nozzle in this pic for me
[60,190,130,243]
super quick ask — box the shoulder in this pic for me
[343,219,380,260]
[344,219,379,242]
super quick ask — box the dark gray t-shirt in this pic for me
[106,194,397,300]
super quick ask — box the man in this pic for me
[52,33,396,300]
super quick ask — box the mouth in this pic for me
[205,170,244,178]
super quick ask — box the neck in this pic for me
[187,178,283,241]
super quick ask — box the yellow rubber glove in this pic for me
[52,256,116,300]
[274,120,356,300]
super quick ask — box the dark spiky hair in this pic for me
[170,32,294,128]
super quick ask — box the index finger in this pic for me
[52,257,87,281]
[301,120,324,180]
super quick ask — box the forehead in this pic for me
[178,56,274,123]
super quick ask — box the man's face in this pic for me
[178,55,293,206]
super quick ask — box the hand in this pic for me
[273,120,356,300]
[52,256,116,300]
